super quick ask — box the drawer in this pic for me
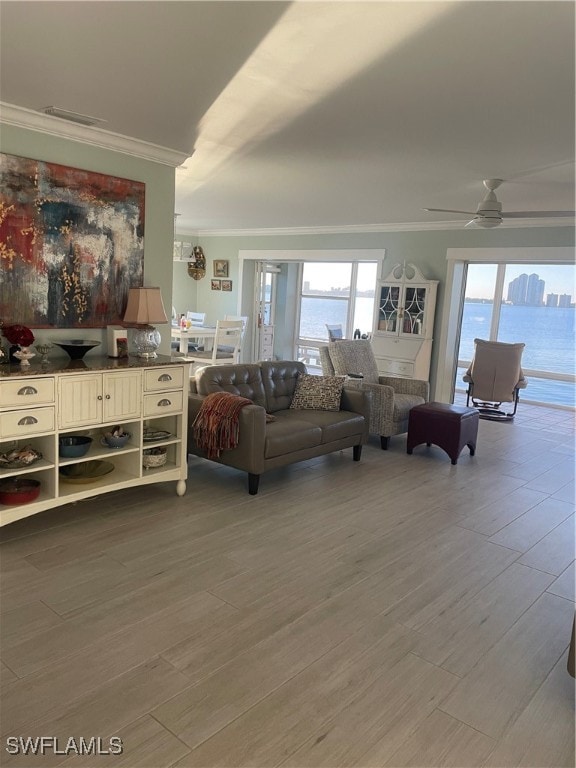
[0,406,55,438]
[378,359,415,377]
[0,378,55,407]
[143,391,183,417]
[144,367,184,391]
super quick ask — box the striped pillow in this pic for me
[289,373,345,411]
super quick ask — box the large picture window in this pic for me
[457,263,575,408]
[297,261,377,369]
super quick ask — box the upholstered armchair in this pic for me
[320,339,429,449]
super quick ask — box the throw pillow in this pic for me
[290,373,345,411]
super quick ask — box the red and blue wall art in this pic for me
[0,153,145,328]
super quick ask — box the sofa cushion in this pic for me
[293,409,366,443]
[290,373,345,411]
[196,364,267,408]
[263,412,322,458]
[261,360,306,413]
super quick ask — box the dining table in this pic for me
[171,325,216,355]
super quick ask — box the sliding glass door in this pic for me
[456,263,575,407]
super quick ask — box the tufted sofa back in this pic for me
[260,361,306,413]
[195,364,267,408]
[194,361,306,413]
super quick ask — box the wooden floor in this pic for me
[1,403,574,767]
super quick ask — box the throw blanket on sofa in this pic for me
[192,391,252,459]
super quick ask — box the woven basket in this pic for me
[142,447,167,469]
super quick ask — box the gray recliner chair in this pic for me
[463,338,527,420]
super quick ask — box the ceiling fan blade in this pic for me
[423,208,476,215]
[503,210,575,218]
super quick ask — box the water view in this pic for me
[300,297,575,407]
[458,302,575,407]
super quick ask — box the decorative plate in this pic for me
[143,429,172,442]
[59,460,114,483]
[0,445,43,469]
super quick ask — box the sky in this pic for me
[466,264,576,300]
[302,261,575,299]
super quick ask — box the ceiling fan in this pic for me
[423,179,575,228]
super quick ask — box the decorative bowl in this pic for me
[53,340,101,360]
[143,446,167,469]
[101,431,131,449]
[0,478,41,505]
[59,435,93,458]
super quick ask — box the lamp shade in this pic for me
[123,287,168,326]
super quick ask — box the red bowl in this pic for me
[0,478,41,505]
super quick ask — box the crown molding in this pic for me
[0,102,190,167]
[175,217,574,238]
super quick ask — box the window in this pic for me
[456,263,575,408]
[297,261,377,368]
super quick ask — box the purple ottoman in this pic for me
[406,402,479,465]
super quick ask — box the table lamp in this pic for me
[123,287,168,359]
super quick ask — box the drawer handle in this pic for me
[18,385,38,396]
[105,394,111,400]
[18,415,38,425]
[157,398,171,407]
[158,374,172,382]
[97,395,103,401]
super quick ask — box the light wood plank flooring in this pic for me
[1,404,574,767]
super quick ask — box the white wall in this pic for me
[190,226,575,396]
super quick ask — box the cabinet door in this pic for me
[376,284,401,333]
[102,371,142,422]
[59,375,102,428]
[399,284,428,337]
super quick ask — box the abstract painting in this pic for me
[0,153,145,328]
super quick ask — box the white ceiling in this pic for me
[1,1,574,233]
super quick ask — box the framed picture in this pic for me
[211,280,221,291]
[221,279,233,292]
[213,260,229,278]
[0,152,145,328]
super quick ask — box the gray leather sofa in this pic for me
[187,361,371,494]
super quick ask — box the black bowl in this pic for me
[59,435,93,458]
[53,340,101,360]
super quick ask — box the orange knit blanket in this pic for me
[192,391,252,459]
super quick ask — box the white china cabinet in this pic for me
[371,262,438,380]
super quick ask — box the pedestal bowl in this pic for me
[53,340,101,360]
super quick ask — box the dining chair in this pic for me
[186,311,207,326]
[184,320,244,366]
[326,323,344,341]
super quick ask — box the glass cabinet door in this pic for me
[400,286,427,336]
[377,285,401,332]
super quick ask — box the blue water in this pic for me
[460,302,575,407]
[299,296,374,339]
[300,297,575,407]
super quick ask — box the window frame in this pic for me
[437,247,575,407]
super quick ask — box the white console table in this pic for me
[0,355,190,527]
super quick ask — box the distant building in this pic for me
[558,294,572,308]
[526,273,545,306]
[546,293,559,307]
[507,272,545,306]
[507,273,528,304]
